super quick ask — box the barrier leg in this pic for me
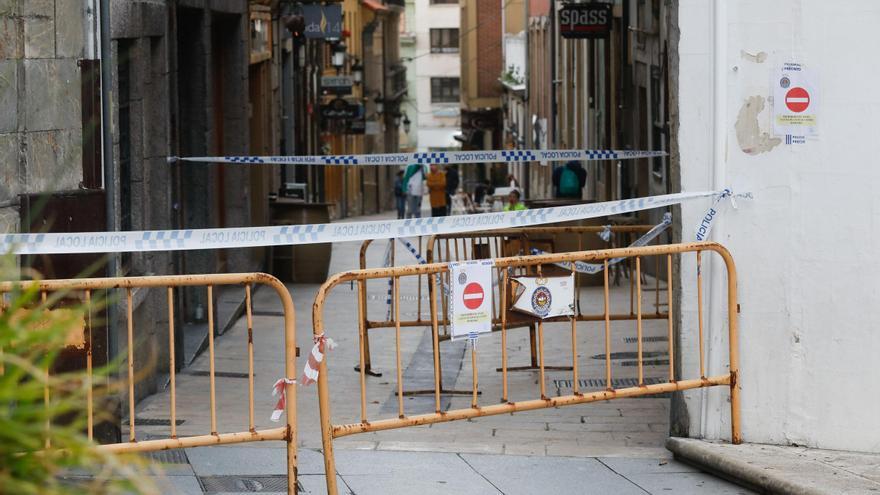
[501,323,573,372]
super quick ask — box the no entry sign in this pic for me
[462,282,484,310]
[773,62,818,137]
[785,87,810,113]
[450,261,494,341]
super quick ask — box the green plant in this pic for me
[500,64,525,86]
[0,259,156,495]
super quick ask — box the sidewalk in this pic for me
[667,438,880,495]
[132,210,752,493]
[149,446,754,494]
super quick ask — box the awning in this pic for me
[362,0,388,12]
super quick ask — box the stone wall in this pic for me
[0,0,89,233]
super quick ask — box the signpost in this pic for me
[558,3,612,39]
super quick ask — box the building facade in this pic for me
[412,0,461,152]
[674,0,880,453]
[501,0,670,215]
[0,0,405,440]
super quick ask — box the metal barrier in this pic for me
[313,242,741,495]
[0,273,299,494]
[357,225,669,381]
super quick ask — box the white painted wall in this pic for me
[413,0,460,150]
[677,0,880,452]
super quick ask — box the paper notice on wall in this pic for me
[511,274,575,319]
[450,260,494,341]
[773,62,818,138]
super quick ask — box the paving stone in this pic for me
[335,450,498,495]
[598,456,701,475]
[298,474,350,495]
[625,472,756,494]
[461,453,647,495]
[185,445,321,476]
[150,474,203,495]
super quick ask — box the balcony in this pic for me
[385,0,405,9]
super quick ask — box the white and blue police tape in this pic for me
[530,213,673,274]
[0,191,719,255]
[169,148,667,166]
[695,189,753,241]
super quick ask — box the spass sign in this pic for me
[558,3,612,39]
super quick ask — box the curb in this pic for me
[666,438,846,495]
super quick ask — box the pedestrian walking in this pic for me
[552,160,587,198]
[426,164,447,217]
[445,165,459,215]
[403,163,427,218]
[393,170,406,219]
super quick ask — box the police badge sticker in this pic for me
[511,274,575,319]
[531,285,552,317]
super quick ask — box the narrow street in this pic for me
[133,212,752,494]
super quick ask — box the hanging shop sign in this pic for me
[322,75,354,95]
[320,98,361,120]
[302,4,343,39]
[558,3,612,39]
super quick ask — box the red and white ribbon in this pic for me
[301,333,336,386]
[270,377,296,422]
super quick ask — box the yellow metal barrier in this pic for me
[314,242,741,495]
[357,225,669,382]
[0,273,299,494]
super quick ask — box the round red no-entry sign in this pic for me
[785,87,810,113]
[462,282,485,310]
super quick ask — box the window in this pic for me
[430,28,459,53]
[430,77,460,103]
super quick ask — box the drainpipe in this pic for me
[549,0,557,147]
[99,0,118,363]
[700,0,727,440]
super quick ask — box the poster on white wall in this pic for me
[772,62,819,139]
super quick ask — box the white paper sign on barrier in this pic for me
[450,260,494,341]
[511,274,576,319]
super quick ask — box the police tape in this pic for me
[169,148,667,166]
[1,191,718,255]
[695,189,753,241]
[530,213,673,274]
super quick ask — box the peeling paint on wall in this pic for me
[740,50,767,63]
[735,95,781,155]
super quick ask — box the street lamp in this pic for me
[351,60,363,84]
[403,113,412,134]
[331,42,347,68]
[374,94,384,114]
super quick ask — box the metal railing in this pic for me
[0,273,299,494]
[313,242,741,495]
